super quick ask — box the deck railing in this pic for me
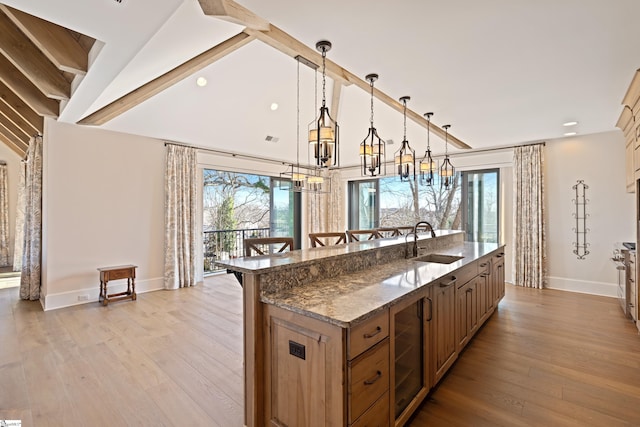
[203,227,270,273]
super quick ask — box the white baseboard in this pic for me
[546,276,617,298]
[43,277,164,311]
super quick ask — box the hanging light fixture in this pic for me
[440,124,455,189]
[419,112,436,186]
[280,56,308,191]
[360,73,385,177]
[394,96,415,182]
[308,40,339,168]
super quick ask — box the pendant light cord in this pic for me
[370,79,374,127]
[321,48,327,108]
[402,98,407,141]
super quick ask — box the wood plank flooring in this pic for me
[1,277,639,426]
[408,285,640,426]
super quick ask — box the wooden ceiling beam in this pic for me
[0,9,71,99]
[78,31,254,126]
[0,54,59,117]
[0,123,28,155]
[0,81,43,134]
[198,0,269,31]
[0,5,89,76]
[0,103,35,140]
[0,108,30,144]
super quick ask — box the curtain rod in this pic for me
[164,140,319,170]
[445,141,546,157]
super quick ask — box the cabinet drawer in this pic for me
[455,261,478,287]
[349,339,390,424]
[350,390,389,427]
[105,268,134,281]
[349,309,389,359]
[478,257,490,276]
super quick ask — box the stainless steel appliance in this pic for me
[612,244,637,320]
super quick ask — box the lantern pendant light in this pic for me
[440,124,455,189]
[308,40,339,168]
[360,73,386,177]
[419,112,436,186]
[394,96,416,182]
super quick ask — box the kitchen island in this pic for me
[217,231,505,427]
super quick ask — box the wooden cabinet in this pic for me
[492,251,506,305]
[477,260,491,324]
[432,275,457,384]
[616,69,640,193]
[349,339,390,424]
[456,276,478,352]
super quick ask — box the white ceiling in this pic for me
[4,0,640,167]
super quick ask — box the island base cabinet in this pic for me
[265,305,346,427]
[433,275,457,385]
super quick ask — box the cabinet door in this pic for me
[433,275,457,384]
[390,296,428,425]
[477,269,491,324]
[456,278,478,352]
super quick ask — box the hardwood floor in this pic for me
[1,277,639,426]
[409,285,640,426]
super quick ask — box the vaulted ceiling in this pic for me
[0,4,94,156]
[1,0,639,166]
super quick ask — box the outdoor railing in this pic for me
[204,227,270,273]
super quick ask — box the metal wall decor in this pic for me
[572,179,590,259]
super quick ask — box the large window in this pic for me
[203,169,299,273]
[462,169,499,243]
[348,169,499,243]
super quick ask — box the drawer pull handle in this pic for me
[364,371,382,385]
[466,288,473,294]
[480,262,488,267]
[427,297,433,321]
[363,326,382,339]
[440,276,457,287]
[480,273,490,278]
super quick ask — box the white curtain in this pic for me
[20,136,43,300]
[13,161,25,271]
[0,162,10,267]
[513,144,546,289]
[306,169,344,234]
[164,144,199,289]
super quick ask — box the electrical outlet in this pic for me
[77,295,89,301]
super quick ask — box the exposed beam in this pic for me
[0,80,43,134]
[331,81,342,124]
[78,31,255,126]
[0,4,88,75]
[0,123,28,155]
[0,108,30,144]
[198,0,269,30]
[0,10,70,100]
[0,54,59,117]
[0,103,35,140]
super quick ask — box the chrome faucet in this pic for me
[414,221,436,238]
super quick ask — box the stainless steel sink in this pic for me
[413,254,463,264]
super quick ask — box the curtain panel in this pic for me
[13,161,25,271]
[20,136,43,300]
[164,144,198,289]
[513,144,546,289]
[0,162,10,267]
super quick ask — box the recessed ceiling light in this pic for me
[196,77,207,87]
[270,103,279,111]
[564,131,577,136]
[563,121,578,127]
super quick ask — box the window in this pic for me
[462,169,499,243]
[348,175,462,230]
[348,179,379,229]
[202,169,300,273]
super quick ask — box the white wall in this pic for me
[0,141,22,266]
[42,120,165,310]
[545,130,634,297]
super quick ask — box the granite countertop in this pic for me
[262,241,503,328]
[214,230,462,274]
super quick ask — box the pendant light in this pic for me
[394,96,415,182]
[360,73,386,177]
[440,124,455,189]
[308,40,339,168]
[419,112,436,186]
[280,55,308,191]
